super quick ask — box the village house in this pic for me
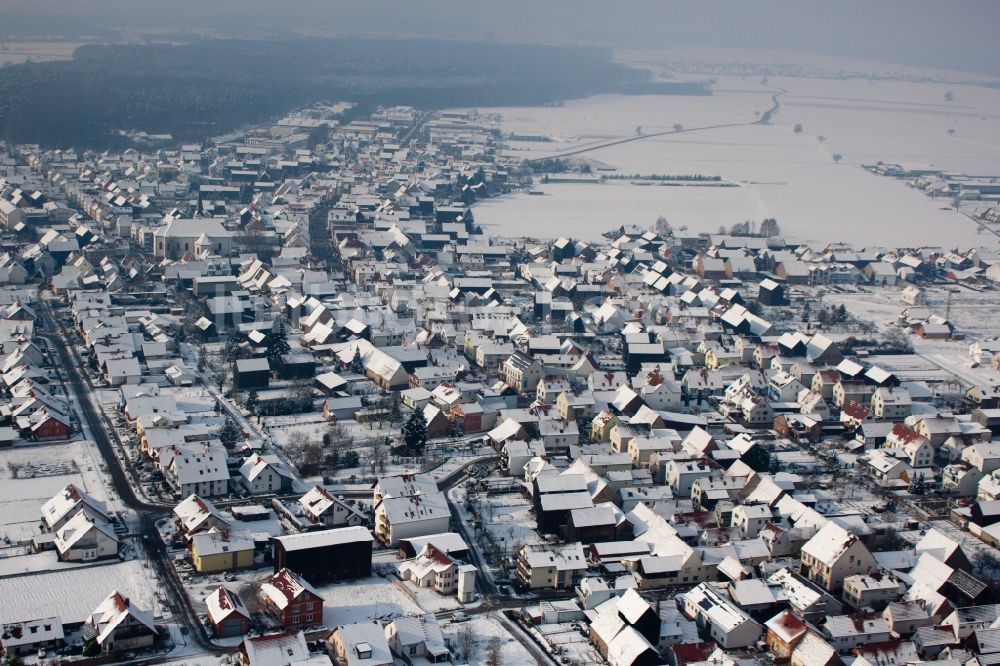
[398,544,477,602]
[190,530,255,573]
[54,511,119,562]
[679,583,763,649]
[842,572,905,610]
[499,350,545,395]
[799,522,877,592]
[160,441,230,497]
[765,610,809,660]
[328,621,393,666]
[374,491,450,547]
[516,541,587,590]
[298,485,367,528]
[239,453,295,494]
[86,591,157,653]
[41,483,109,532]
[173,494,230,538]
[259,568,324,629]
[237,629,329,665]
[206,586,251,638]
[384,614,450,663]
[586,589,661,666]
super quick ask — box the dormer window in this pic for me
[355,642,373,659]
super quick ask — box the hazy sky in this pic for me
[4,0,1000,78]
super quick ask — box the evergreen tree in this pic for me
[245,390,259,415]
[350,347,365,374]
[265,316,291,364]
[197,344,209,372]
[224,329,243,362]
[219,419,241,448]
[402,409,428,453]
[389,393,402,424]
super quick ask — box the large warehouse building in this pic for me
[271,526,374,584]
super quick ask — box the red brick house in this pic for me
[259,568,323,629]
[451,402,484,433]
[765,609,808,661]
[21,409,71,441]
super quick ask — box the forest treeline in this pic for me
[0,37,710,148]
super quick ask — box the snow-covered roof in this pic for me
[89,591,155,646]
[331,621,393,666]
[241,630,313,665]
[41,483,108,529]
[272,525,373,552]
[260,568,321,610]
[54,510,117,553]
[205,585,250,625]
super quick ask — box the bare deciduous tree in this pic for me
[456,625,477,661]
[285,432,325,475]
[485,636,504,666]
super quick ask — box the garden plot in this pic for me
[395,578,463,614]
[0,440,113,546]
[443,614,534,665]
[534,622,604,666]
[478,491,544,552]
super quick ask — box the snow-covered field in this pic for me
[0,439,115,548]
[318,574,423,625]
[397,579,463,614]
[444,614,535,665]
[824,285,1000,389]
[463,70,1000,247]
[0,558,161,625]
[475,181,764,242]
[480,492,544,551]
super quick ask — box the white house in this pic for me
[963,442,1000,474]
[173,494,230,537]
[516,542,587,590]
[160,442,230,497]
[54,511,119,561]
[732,504,774,539]
[397,544,464,596]
[87,591,157,652]
[239,453,295,495]
[152,217,232,260]
[679,583,763,649]
[41,483,109,532]
[328,621,393,666]
[384,614,450,663]
[298,485,367,528]
[842,572,905,610]
[374,493,450,547]
[800,522,876,592]
[871,387,912,421]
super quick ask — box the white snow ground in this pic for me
[463,71,1000,247]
